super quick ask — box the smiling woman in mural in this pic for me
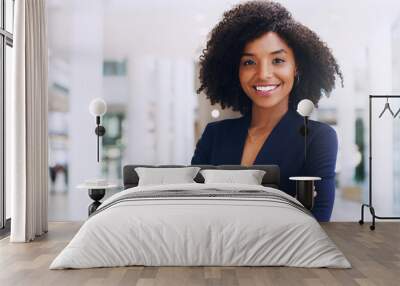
[191,0,343,221]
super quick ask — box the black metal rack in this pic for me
[359,95,400,230]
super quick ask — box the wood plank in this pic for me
[0,222,399,286]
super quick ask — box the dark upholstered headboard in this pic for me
[123,165,280,190]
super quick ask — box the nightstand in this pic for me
[77,183,119,216]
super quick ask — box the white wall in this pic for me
[47,0,400,220]
[125,57,197,165]
[66,0,105,219]
[368,22,394,216]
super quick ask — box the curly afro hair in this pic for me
[198,1,343,115]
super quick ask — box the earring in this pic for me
[295,73,300,86]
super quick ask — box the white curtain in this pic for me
[10,0,48,242]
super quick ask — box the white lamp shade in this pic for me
[297,99,315,117]
[89,98,107,116]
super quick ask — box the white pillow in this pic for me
[200,169,266,185]
[135,167,201,186]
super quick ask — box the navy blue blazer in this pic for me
[191,109,338,222]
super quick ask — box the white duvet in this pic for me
[50,183,351,269]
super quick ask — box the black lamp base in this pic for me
[88,189,105,216]
[295,180,314,210]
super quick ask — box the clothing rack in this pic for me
[359,95,400,230]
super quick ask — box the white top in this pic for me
[289,176,321,181]
[77,183,120,190]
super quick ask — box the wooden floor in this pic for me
[0,222,399,286]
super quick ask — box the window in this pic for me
[0,0,14,232]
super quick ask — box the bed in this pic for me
[50,165,350,269]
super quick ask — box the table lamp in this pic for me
[89,98,107,162]
[289,99,321,210]
[297,99,314,160]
